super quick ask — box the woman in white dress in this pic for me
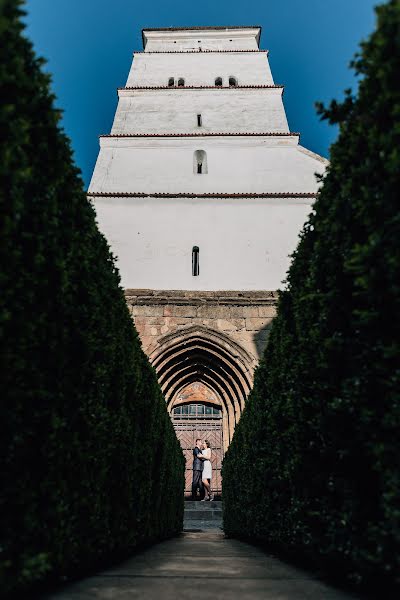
[199,440,214,501]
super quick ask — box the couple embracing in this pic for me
[191,438,214,501]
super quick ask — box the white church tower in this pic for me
[88,26,327,292]
[88,26,328,493]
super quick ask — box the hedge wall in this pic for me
[223,0,400,590]
[0,1,184,596]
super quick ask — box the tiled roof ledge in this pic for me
[87,192,318,199]
[117,85,284,94]
[99,132,299,138]
[134,49,268,55]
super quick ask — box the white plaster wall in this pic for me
[88,27,328,292]
[88,137,325,195]
[126,52,273,87]
[143,29,260,52]
[93,196,312,290]
[111,90,288,133]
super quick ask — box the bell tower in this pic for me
[88,26,328,493]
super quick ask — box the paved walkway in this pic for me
[183,499,223,530]
[45,530,360,599]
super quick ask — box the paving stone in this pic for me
[184,501,222,509]
[184,510,222,520]
[184,520,222,531]
[45,532,361,599]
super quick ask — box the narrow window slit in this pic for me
[192,246,200,276]
[197,114,202,127]
[194,150,207,174]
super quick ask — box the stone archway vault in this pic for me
[149,325,254,449]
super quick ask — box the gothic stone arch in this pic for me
[126,290,277,421]
[125,290,278,491]
[150,324,253,445]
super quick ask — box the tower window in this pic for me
[197,114,202,127]
[168,77,174,87]
[229,76,238,87]
[215,77,222,87]
[194,149,207,174]
[192,246,200,276]
[178,78,185,86]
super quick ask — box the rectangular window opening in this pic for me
[197,114,202,127]
[192,246,200,276]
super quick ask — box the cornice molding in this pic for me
[124,288,278,307]
[118,84,283,91]
[142,25,262,32]
[88,192,317,199]
[134,49,268,55]
[99,132,299,138]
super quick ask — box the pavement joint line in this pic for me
[92,574,316,580]
[131,557,277,559]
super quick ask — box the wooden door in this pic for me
[171,404,223,496]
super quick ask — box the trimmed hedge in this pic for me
[0,1,184,596]
[223,0,400,590]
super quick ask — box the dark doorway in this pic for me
[171,402,223,496]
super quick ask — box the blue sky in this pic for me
[25,0,378,188]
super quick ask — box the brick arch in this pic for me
[149,325,254,445]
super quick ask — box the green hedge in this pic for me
[0,1,184,595]
[223,0,400,590]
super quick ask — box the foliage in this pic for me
[223,0,400,589]
[0,1,184,595]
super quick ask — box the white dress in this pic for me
[202,448,212,480]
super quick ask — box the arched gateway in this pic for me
[151,325,253,435]
[125,289,278,494]
[88,26,327,494]
[150,325,253,493]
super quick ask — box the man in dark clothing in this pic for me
[191,438,204,500]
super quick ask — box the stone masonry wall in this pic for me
[125,289,278,367]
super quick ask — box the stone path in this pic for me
[45,528,361,599]
[183,499,223,531]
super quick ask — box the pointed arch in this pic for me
[149,326,254,446]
